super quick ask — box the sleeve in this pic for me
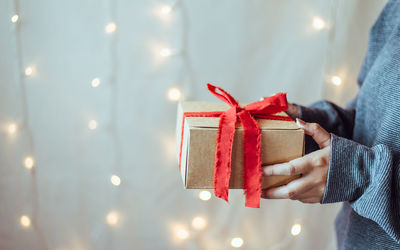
[322,134,400,243]
[295,100,356,153]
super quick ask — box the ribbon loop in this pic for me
[207,83,239,107]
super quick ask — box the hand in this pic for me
[261,119,331,203]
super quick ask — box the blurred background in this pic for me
[0,0,387,249]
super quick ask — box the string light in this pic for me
[331,76,342,86]
[88,120,98,130]
[290,223,302,236]
[105,22,117,34]
[110,175,121,186]
[160,6,172,15]
[24,66,33,76]
[231,237,244,248]
[167,87,182,101]
[20,215,31,228]
[11,14,19,23]
[312,17,326,30]
[12,1,47,247]
[198,190,211,201]
[91,78,101,88]
[106,211,119,226]
[7,123,17,135]
[160,48,172,57]
[24,156,34,170]
[191,216,207,230]
[176,228,189,240]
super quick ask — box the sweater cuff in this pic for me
[321,134,368,204]
[296,103,326,123]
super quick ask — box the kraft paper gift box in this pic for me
[176,101,305,190]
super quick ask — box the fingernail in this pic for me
[296,118,306,128]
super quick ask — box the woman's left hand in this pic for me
[262,119,331,203]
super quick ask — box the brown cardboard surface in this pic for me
[177,101,305,189]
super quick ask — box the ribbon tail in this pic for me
[214,107,237,202]
[238,111,262,208]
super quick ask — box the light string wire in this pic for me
[106,0,123,240]
[89,0,122,248]
[103,0,123,249]
[11,0,48,249]
[177,0,197,100]
[321,0,339,98]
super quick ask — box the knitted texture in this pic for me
[298,0,400,248]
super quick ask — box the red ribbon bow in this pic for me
[179,84,292,208]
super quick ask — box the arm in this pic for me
[297,101,356,138]
[286,100,356,154]
[262,120,400,243]
[325,134,400,243]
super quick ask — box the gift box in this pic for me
[176,84,304,207]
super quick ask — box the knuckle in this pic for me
[288,164,297,175]
[287,190,297,200]
[312,157,323,167]
[312,156,328,167]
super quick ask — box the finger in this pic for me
[261,186,290,199]
[294,185,325,200]
[291,188,317,200]
[296,119,331,148]
[299,197,320,204]
[261,174,315,199]
[298,197,321,204]
[263,155,312,176]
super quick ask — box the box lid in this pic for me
[179,101,299,130]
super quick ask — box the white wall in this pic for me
[0,0,386,249]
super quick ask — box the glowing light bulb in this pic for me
[88,120,98,130]
[291,223,302,236]
[176,228,189,240]
[198,190,211,201]
[105,22,117,34]
[110,175,121,186]
[191,216,207,230]
[20,215,31,228]
[161,6,172,15]
[91,78,101,88]
[331,76,342,86]
[106,211,119,226]
[24,156,34,170]
[24,66,33,76]
[167,87,182,101]
[231,237,244,248]
[11,14,19,23]
[160,48,172,57]
[8,123,17,135]
[312,17,326,30]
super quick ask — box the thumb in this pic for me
[296,118,331,148]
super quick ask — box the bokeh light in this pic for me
[231,237,244,248]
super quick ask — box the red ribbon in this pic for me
[179,84,292,208]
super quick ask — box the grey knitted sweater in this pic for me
[298,0,400,249]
